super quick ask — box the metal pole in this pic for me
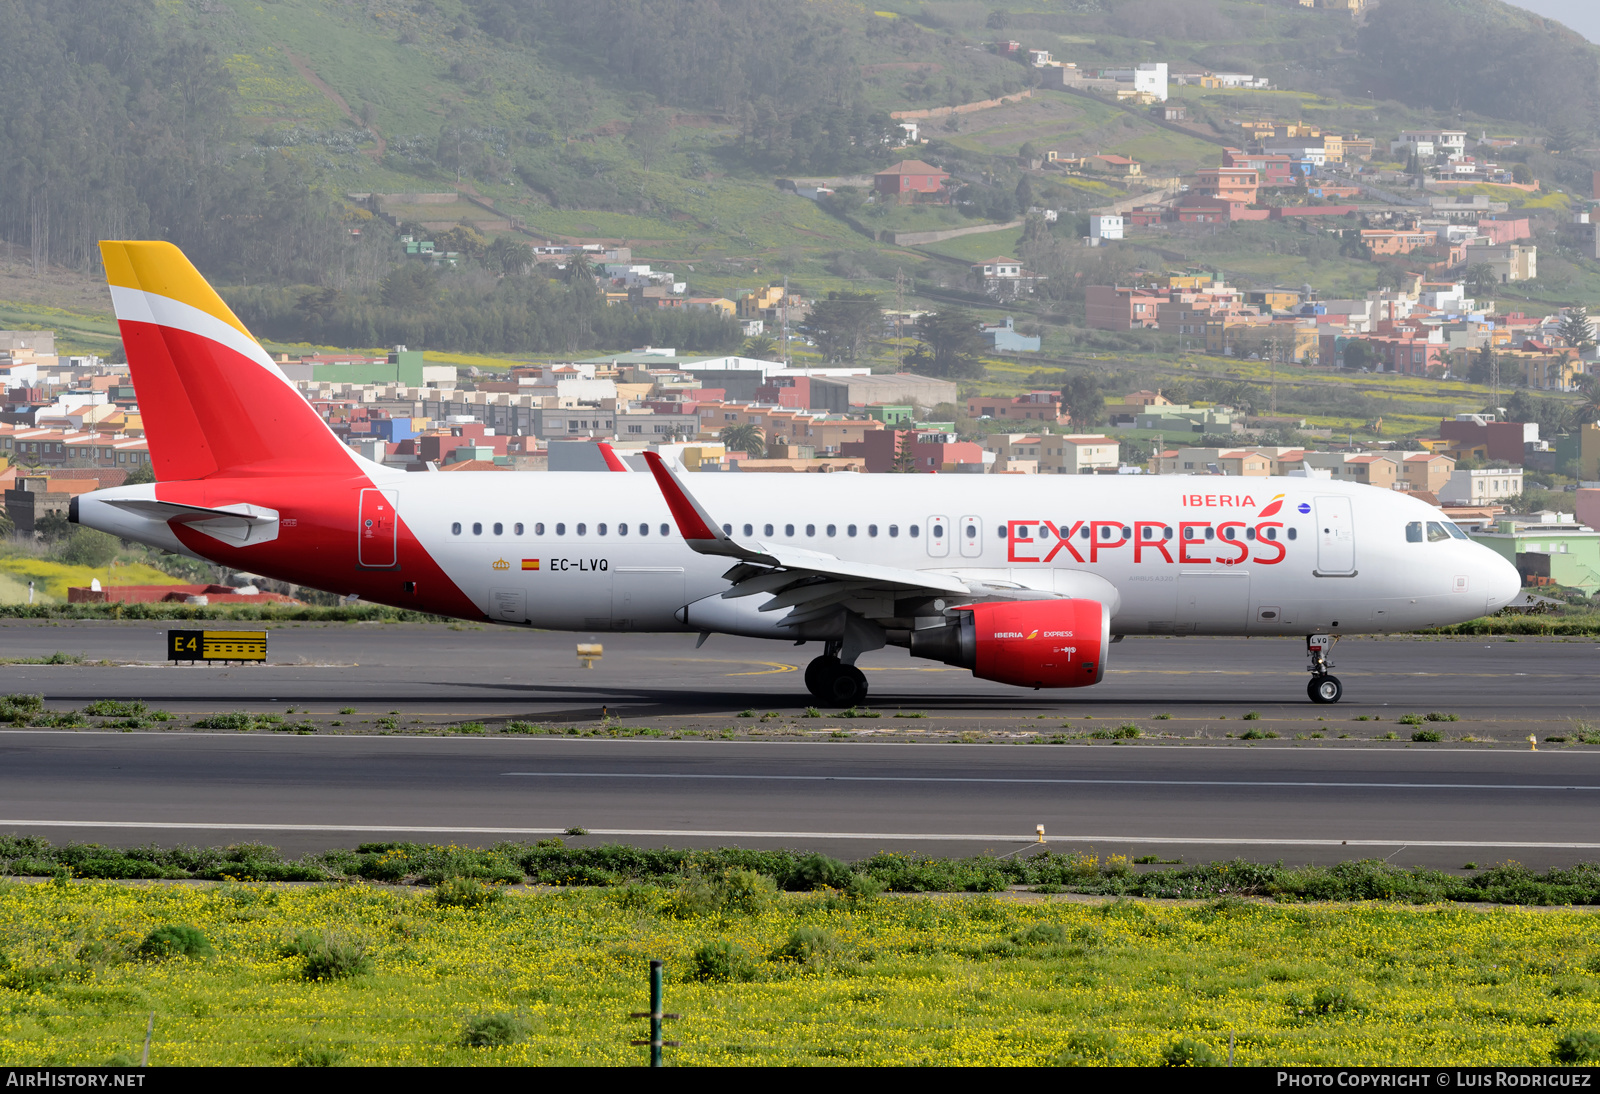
[649,959,663,1068]
[141,1011,154,1066]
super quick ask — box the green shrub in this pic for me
[1555,1031,1600,1063]
[1243,711,1260,720]
[285,931,370,980]
[771,926,847,968]
[690,939,759,982]
[453,722,486,735]
[0,694,44,724]
[1161,1037,1220,1066]
[433,876,505,909]
[291,1046,345,1066]
[1013,922,1068,946]
[1398,713,1425,726]
[191,712,255,730]
[787,853,853,891]
[1425,712,1459,722]
[462,1013,530,1048]
[503,722,543,734]
[1089,723,1140,740]
[669,868,777,918]
[83,699,147,718]
[1411,730,1443,742]
[136,924,214,960]
[1312,986,1358,1014]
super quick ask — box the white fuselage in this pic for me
[377,471,1520,636]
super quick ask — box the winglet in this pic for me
[642,451,769,562]
[597,441,630,472]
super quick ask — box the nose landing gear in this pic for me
[805,641,869,707]
[1306,634,1342,704]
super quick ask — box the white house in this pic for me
[1089,215,1124,242]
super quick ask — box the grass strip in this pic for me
[6,837,1600,905]
[6,877,1600,1065]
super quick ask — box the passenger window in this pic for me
[785,524,795,537]
[576,523,586,536]
[1406,521,1424,543]
[1445,522,1468,540]
[1121,526,1131,538]
[764,524,774,537]
[1287,528,1297,540]
[848,525,858,537]
[514,523,524,535]
[1246,527,1256,541]
[1205,528,1215,540]
[451,522,461,535]
[618,523,628,536]
[472,522,482,535]
[889,525,899,538]
[535,523,545,535]
[932,524,944,538]
[1265,527,1277,541]
[1163,527,1173,540]
[1039,526,1050,539]
[723,524,732,535]
[868,525,878,537]
[826,524,837,537]
[660,524,669,536]
[556,523,565,535]
[743,524,753,537]
[599,523,608,536]
[806,524,816,537]
[1100,526,1113,540]
[994,526,1005,539]
[1426,521,1451,543]
[909,525,920,538]
[1080,527,1090,540]
[639,524,648,536]
[493,523,503,535]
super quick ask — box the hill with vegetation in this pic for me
[3,0,1600,378]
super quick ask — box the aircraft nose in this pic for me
[1482,549,1522,613]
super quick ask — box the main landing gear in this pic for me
[1306,634,1342,704]
[805,642,869,707]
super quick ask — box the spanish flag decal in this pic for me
[522,559,540,571]
[1258,494,1285,518]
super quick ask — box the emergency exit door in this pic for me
[358,489,398,568]
[1314,495,1356,575]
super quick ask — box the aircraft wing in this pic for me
[641,453,1054,627]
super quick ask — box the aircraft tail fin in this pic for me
[99,241,361,481]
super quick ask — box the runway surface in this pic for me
[0,619,1595,724]
[5,731,1600,869]
[0,620,1595,868]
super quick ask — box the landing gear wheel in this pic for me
[804,655,840,699]
[1307,675,1343,704]
[821,665,869,707]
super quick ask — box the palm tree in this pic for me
[1575,375,1600,424]
[719,423,765,458]
[742,335,777,358]
[562,251,594,286]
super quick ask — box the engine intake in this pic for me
[909,599,1109,689]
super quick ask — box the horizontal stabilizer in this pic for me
[102,498,280,548]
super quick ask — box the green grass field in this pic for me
[6,877,1600,1066]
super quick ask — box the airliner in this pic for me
[72,242,1522,706]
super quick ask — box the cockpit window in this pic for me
[1406,521,1424,543]
[1444,522,1469,540]
[1426,521,1451,543]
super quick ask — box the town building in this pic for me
[1471,512,1600,593]
[873,160,950,202]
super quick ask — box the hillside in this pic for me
[3,0,1600,367]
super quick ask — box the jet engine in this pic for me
[909,599,1109,689]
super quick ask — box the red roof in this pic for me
[1092,154,1137,165]
[877,160,947,176]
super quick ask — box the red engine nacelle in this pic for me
[909,598,1109,689]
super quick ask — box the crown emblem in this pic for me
[492,558,511,571]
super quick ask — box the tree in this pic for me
[487,236,534,276]
[1468,343,1498,386]
[906,308,984,379]
[1341,339,1373,371]
[743,335,777,358]
[1559,307,1595,351]
[123,464,156,486]
[1014,174,1034,211]
[380,265,438,309]
[890,429,918,473]
[805,292,882,363]
[1059,374,1104,428]
[1511,163,1534,185]
[719,423,765,458]
[1466,264,1500,298]
[1575,375,1600,424]
[435,225,488,260]
[562,251,595,286]
[62,527,118,568]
